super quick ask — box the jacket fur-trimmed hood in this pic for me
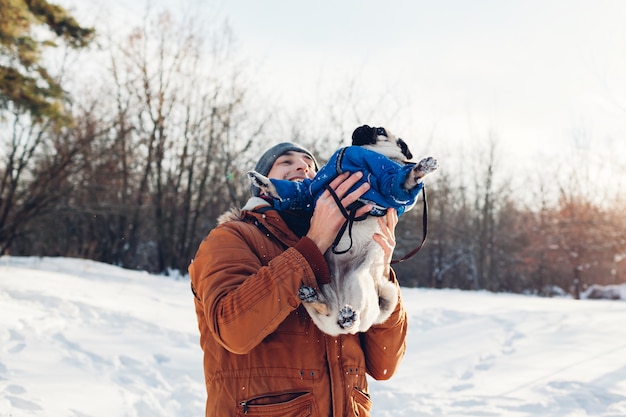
[216,208,241,225]
[217,197,270,225]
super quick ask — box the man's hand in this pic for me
[373,208,398,280]
[307,172,372,253]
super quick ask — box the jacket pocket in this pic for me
[349,387,372,417]
[237,391,317,417]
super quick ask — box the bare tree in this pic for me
[87,10,264,273]
[0,109,93,254]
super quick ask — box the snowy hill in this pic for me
[1,256,625,417]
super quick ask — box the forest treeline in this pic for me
[1,3,624,298]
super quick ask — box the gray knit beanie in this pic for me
[250,142,318,197]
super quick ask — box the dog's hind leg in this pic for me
[374,281,399,325]
[337,305,358,329]
[298,285,330,315]
[299,285,361,335]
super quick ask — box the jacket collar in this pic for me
[219,198,303,248]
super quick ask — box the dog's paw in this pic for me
[404,157,438,189]
[300,286,331,316]
[337,305,357,329]
[298,285,318,303]
[417,156,439,174]
[247,171,281,200]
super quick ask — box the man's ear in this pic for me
[352,125,376,146]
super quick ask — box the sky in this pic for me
[212,1,626,156]
[2,256,626,416]
[58,0,626,186]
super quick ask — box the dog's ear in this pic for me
[398,138,413,160]
[352,125,376,146]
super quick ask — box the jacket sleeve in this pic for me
[359,270,408,380]
[269,178,315,210]
[189,223,320,355]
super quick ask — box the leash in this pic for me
[391,186,427,264]
[323,184,429,262]
[323,184,367,254]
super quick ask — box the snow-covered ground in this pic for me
[1,256,625,417]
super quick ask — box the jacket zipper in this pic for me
[240,391,308,414]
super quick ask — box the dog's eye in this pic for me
[375,127,387,137]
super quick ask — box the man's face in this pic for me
[267,151,316,182]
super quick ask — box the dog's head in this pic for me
[351,125,413,162]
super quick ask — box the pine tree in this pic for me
[0,0,94,123]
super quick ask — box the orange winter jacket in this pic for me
[189,198,408,417]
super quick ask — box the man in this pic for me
[189,142,408,416]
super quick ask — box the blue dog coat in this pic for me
[267,146,422,216]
